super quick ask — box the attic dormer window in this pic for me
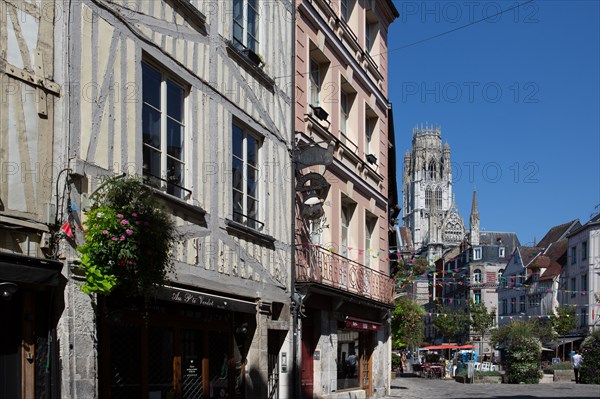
[499,247,505,258]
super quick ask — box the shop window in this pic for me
[337,329,360,390]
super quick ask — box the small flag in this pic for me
[60,222,74,239]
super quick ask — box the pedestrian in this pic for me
[572,350,583,384]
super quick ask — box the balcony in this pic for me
[295,244,395,305]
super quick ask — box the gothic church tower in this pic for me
[402,125,465,260]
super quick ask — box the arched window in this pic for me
[425,187,432,209]
[435,187,442,209]
[427,160,436,179]
[474,269,482,283]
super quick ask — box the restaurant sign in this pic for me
[158,286,256,314]
[345,317,382,331]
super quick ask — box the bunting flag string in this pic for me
[422,311,600,320]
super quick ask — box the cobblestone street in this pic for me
[386,375,600,399]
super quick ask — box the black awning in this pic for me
[0,252,63,286]
[156,286,257,314]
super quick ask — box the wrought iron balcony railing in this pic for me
[295,244,395,305]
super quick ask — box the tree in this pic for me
[579,328,600,384]
[433,306,470,343]
[550,306,577,360]
[391,296,425,349]
[490,320,542,383]
[468,300,494,355]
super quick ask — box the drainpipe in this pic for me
[289,1,299,398]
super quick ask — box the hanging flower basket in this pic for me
[77,176,177,296]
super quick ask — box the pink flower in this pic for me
[126,229,133,235]
[116,214,123,218]
[135,221,141,225]
[132,212,138,217]
[120,219,129,225]
[103,230,109,235]
[111,237,118,241]
[120,235,126,241]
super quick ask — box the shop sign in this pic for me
[345,317,382,331]
[158,286,256,313]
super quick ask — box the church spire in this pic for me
[470,189,480,246]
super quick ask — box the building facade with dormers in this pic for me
[293,0,398,397]
[30,1,297,398]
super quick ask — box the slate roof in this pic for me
[518,246,545,267]
[537,220,581,248]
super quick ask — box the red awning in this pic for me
[422,344,462,350]
[345,317,382,331]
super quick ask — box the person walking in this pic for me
[572,350,583,384]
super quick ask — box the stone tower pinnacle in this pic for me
[470,189,480,246]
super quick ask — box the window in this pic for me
[337,330,360,390]
[365,215,376,268]
[232,123,260,229]
[498,269,505,287]
[473,269,482,283]
[581,308,588,328]
[473,247,482,261]
[571,277,576,297]
[425,187,432,209]
[233,0,259,52]
[582,241,587,261]
[309,219,322,245]
[581,274,587,293]
[365,110,377,157]
[309,59,321,106]
[571,246,577,265]
[340,91,349,138]
[502,299,507,315]
[474,290,481,304]
[499,247,505,258]
[365,8,378,53]
[142,62,186,198]
[341,204,351,257]
[519,295,526,312]
[435,187,442,209]
[510,298,516,314]
[340,0,351,21]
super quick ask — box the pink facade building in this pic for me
[294,0,398,397]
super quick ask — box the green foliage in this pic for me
[468,301,494,343]
[391,296,425,348]
[550,306,577,336]
[391,353,402,370]
[77,176,177,296]
[580,328,600,384]
[433,306,470,341]
[491,320,542,384]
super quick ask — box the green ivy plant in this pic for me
[77,176,177,296]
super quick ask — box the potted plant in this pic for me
[77,175,177,296]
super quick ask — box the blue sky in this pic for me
[388,0,600,245]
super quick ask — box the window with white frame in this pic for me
[519,295,526,312]
[309,59,322,106]
[571,246,577,265]
[365,8,378,53]
[510,298,516,314]
[233,0,259,52]
[365,214,376,268]
[499,247,505,258]
[340,0,352,21]
[582,241,588,261]
[340,91,349,138]
[142,62,186,199]
[365,114,377,157]
[341,203,351,257]
[232,122,261,229]
[473,247,482,260]
[473,269,482,283]
[571,277,576,297]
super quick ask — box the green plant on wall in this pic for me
[77,176,177,296]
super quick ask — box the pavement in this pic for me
[385,374,600,399]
